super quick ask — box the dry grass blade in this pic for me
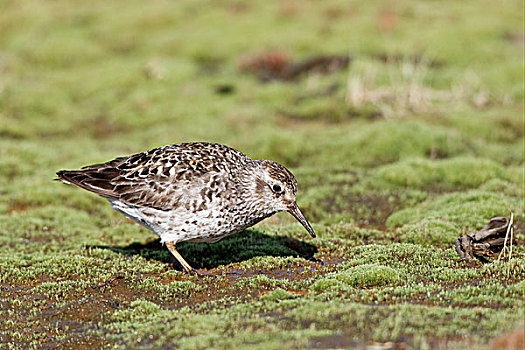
[497,212,514,262]
[508,213,514,259]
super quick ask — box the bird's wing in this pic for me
[56,143,250,211]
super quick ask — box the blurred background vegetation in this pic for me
[0,0,523,348]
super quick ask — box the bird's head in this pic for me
[252,160,316,238]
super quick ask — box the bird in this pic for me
[56,142,316,273]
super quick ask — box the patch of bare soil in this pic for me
[322,193,402,229]
[7,199,33,214]
[0,254,338,349]
[1,229,333,348]
[489,328,525,350]
[502,32,525,47]
[239,52,350,82]
[76,114,129,139]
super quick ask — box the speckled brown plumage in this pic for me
[56,142,315,273]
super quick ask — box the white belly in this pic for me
[107,199,244,244]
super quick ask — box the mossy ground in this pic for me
[1,0,523,349]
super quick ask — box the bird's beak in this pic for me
[287,202,316,238]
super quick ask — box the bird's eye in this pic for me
[272,184,282,193]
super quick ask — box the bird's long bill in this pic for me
[288,203,316,238]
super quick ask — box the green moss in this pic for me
[310,278,347,292]
[374,157,508,190]
[283,94,380,123]
[259,288,298,301]
[387,190,522,246]
[397,218,461,246]
[1,0,523,348]
[333,264,403,288]
[479,178,523,198]
[286,302,522,342]
[481,259,525,280]
[112,299,162,322]
[314,121,472,168]
[234,274,283,290]
[508,280,525,295]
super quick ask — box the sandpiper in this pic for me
[56,142,315,273]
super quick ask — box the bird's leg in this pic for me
[165,241,195,273]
